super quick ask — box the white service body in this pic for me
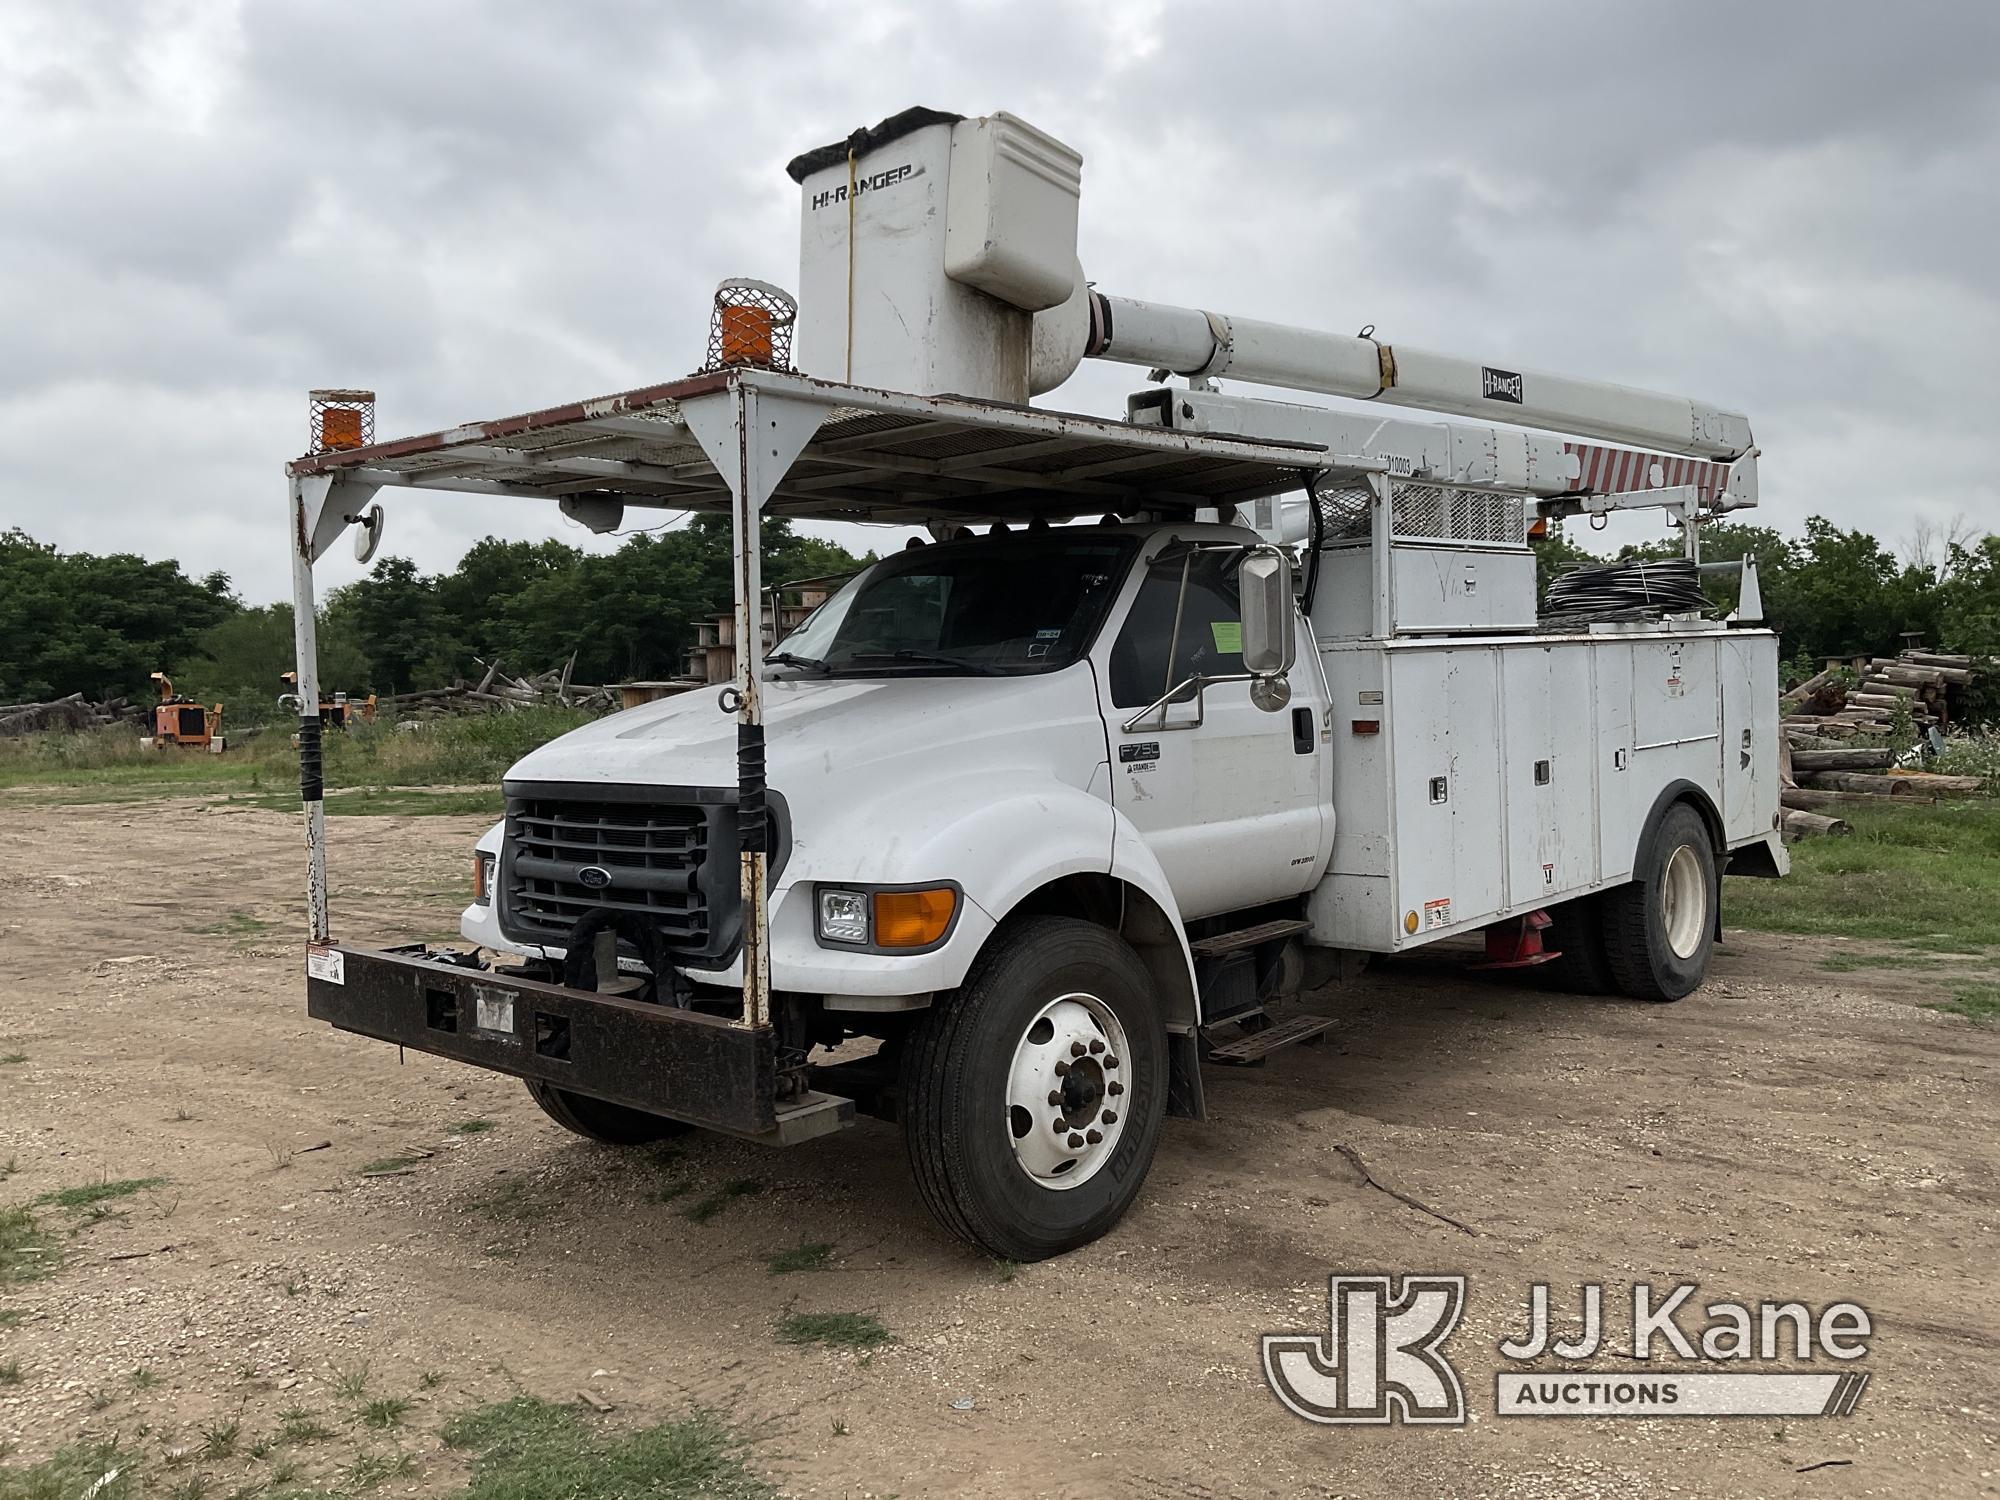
[463,522,1783,1026]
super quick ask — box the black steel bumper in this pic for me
[306,945,787,1137]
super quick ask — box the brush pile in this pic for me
[0,692,139,737]
[388,657,619,720]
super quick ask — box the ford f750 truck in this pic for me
[290,107,1783,1259]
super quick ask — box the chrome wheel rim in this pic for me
[1006,992,1130,1191]
[1661,844,1707,960]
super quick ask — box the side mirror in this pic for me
[1239,546,1296,688]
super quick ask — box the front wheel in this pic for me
[524,1080,694,1145]
[1600,803,1719,1002]
[902,917,1168,1262]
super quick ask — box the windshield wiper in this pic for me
[847,649,1005,676]
[765,651,832,675]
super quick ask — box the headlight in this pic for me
[814,884,959,950]
[474,853,496,906]
[816,888,869,945]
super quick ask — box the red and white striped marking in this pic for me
[1566,443,1729,499]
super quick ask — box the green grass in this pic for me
[130,1366,160,1390]
[277,1407,333,1445]
[359,1396,411,1429]
[340,1449,416,1492]
[451,1119,498,1135]
[331,1363,371,1400]
[0,1054,23,1066]
[1927,984,2000,1024]
[198,1417,240,1459]
[0,707,597,803]
[774,1311,893,1351]
[0,1438,142,1499]
[440,1396,771,1499]
[765,1241,833,1275]
[0,1206,60,1285]
[682,1178,763,1225]
[0,1359,21,1384]
[188,911,272,939]
[35,1177,167,1211]
[1728,801,2000,949]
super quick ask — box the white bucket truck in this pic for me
[291,107,1783,1260]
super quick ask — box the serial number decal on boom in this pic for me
[809,163,919,211]
[1482,367,1524,404]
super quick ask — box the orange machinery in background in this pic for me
[144,672,225,752]
[280,672,377,731]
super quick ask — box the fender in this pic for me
[772,771,1117,992]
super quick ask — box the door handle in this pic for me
[1291,707,1315,755]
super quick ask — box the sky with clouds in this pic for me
[2,0,1993,602]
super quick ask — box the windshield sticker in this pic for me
[1211,620,1243,653]
[1035,628,1063,640]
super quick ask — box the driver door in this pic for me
[1094,542,1326,920]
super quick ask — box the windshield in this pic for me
[771,531,1137,677]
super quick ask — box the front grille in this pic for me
[503,795,715,949]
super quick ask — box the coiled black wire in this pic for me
[1541,558,1708,622]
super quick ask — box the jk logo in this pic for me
[1262,1274,1467,1425]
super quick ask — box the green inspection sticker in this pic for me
[1210,620,1242,652]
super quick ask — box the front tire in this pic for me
[1601,803,1719,1002]
[524,1080,693,1145]
[902,917,1168,1262]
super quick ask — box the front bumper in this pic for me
[306,945,851,1144]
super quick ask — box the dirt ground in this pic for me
[2,795,1997,1499]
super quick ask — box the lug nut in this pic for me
[1085,1129,1103,1145]
[1103,1055,1119,1069]
[1053,1118,1067,1133]
[1101,1109,1118,1125]
[1047,1090,1064,1106]
[1053,1060,1070,1076]
[1070,1041,1087,1057]
[1108,1080,1124,1096]
[1067,1132,1085,1149]
[1089,1038,1104,1054]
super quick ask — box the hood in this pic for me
[504,665,1109,798]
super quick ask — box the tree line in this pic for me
[0,516,864,719]
[5,512,1996,720]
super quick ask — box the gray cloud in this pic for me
[1,0,1992,601]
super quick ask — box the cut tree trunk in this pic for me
[1782,786,1930,811]
[1781,808,1851,840]
[1789,748,1895,772]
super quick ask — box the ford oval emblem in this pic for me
[576,865,613,890]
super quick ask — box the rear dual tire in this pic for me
[1546,802,1719,1003]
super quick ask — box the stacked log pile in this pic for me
[0,693,137,736]
[1782,650,1981,739]
[388,657,621,721]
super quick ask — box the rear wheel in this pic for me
[524,1080,693,1145]
[1601,803,1718,1002]
[1542,893,1618,994]
[902,917,1168,1262]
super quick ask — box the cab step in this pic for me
[1204,1013,1337,1066]
[1189,917,1313,959]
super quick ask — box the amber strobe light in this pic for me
[309,389,376,453]
[873,887,956,948]
[702,278,797,372]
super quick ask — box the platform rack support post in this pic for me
[682,376,824,1030]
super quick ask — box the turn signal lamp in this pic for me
[874,888,957,948]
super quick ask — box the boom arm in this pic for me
[1082,291,1752,462]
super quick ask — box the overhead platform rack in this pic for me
[287,367,1332,525]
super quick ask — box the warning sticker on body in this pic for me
[306,946,345,985]
[1423,898,1453,931]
